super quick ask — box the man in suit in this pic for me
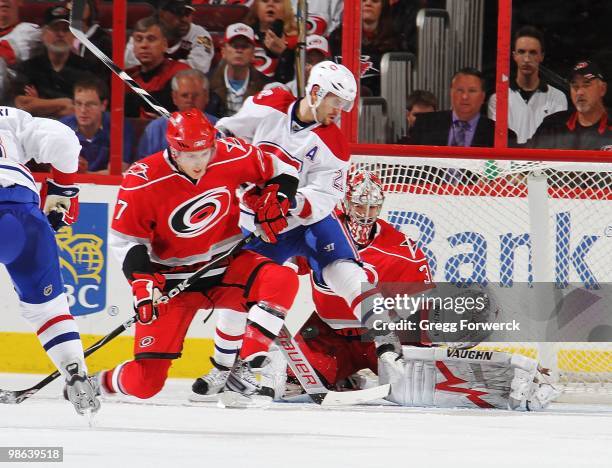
[410,68,517,184]
[410,67,498,147]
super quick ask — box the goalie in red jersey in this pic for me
[262,170,559,410]
[71,109,300,407]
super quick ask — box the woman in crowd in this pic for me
[244,0,298,83]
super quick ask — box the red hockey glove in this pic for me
[130,273,166,325]
[40,179,80,231]
[253,184,290,243]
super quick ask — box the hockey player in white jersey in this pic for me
[0,106,100,415]
[192,62,401,398]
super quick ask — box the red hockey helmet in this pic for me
[166,109,216,153]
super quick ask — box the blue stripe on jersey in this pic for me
[215,345,239,354]
[0,164,36,185]
[42,332,81,351]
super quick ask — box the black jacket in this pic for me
[527,110,612,150]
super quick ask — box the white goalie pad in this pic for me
[379,346,560,410]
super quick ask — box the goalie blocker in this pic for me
[379,346,560,410]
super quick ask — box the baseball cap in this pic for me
[569,60,605,82]
[306,35,330,57]
[44,5,70,26]
[225,23,255,44]
[160,0,195,16]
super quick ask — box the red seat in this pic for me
[191,5,248,32]
[97,2,155,30]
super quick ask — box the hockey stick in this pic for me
[276,326,390,406]
[0,316,136,404]
[0,234,255,404]
[69,0,170,119]
[155,234,256,304]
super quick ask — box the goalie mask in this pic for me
[166,109,216,178]
[343,170,385,246]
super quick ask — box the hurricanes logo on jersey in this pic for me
[169,187,231,238]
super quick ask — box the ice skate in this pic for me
[62,360,101,417]
[190,360,230,402]
[218,358,272,408]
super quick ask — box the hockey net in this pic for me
[351,154,612,403]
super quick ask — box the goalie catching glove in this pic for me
[130,272,166,325]
[251,184,290,243]
[40,179,80,231]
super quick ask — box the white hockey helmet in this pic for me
[305,61,357,116]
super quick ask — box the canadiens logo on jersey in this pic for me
[169,187,231,238]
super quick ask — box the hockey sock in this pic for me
[105,359,172,399]
[322,260,393,329]
[21,294,87,377]
[213,309,247,368]
[239,303,286,363]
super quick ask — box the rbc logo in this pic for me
[57,203,108,315]
[387,210,600,289]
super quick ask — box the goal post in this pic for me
[351,151,612,403]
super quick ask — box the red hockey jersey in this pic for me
[109,137,296,283]
[308,214,433,329]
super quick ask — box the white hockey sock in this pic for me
[213,308,247,369]
[322,260,391,327]
[20,294,87,378]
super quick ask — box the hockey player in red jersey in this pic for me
[85,109,300,407]
[265,171,560,410]
[192,62,407,398]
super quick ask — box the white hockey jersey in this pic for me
[125,23,214,74]
[0,107,80,195]
[216,87,350,230]
[0,22,42,66]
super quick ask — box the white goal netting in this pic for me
[352,155,612,403]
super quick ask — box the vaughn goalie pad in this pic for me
[379,347,559,410]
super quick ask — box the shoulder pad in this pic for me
[252,87,295,113]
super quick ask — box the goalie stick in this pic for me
[276,326,390,406]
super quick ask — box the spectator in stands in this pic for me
[527,60,610,150]
[13,5,92,118]
[0,0,42,101]
[329,0,401,96]
[125,0,214,75]
[265,34,331,96]
[66,0,112,82]
[124,16,191,119]
[245,0,298,83]
[488,26,567,144]
[301,0,343,36]
[60,78,135,173]
[410,68,517,147]
[137,68,217,160]
[208,23,269,118]
[396,89,438,144]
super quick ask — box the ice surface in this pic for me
[1,373,611,468]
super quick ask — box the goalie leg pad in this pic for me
[382,347,553,410]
